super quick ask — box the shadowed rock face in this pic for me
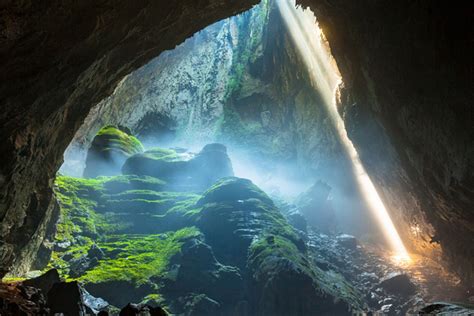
[297,0,473,284]
[0,0,472,287]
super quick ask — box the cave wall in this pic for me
[298,0,474,284]
[1,0,472,285]
[0,0,258,277]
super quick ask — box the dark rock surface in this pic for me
[419,302,474,315]
[47,281,86,316]
[196,177,363,315]
[298,0,474,284]
[0,282,49,315]
[119,303,167,316]
[379,273,417,297]
[22,268,60,295]
[296,181,337,234]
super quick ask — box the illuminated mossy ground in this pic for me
[50,172,363,313]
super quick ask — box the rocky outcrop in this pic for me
[83,126,144,178]
[123,143,233,191]
[296,181,337,234]
[197,177,363,315]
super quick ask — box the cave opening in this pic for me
[1,0,472,315]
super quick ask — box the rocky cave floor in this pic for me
[305,230,469,315]
[2,207,471,315]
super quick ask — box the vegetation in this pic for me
[80,227,200,285]
[95,125,144,155]
[49,147,361,312]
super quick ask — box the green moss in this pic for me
[198,177,274,206]
[249,234,312,276]
[142,148,180,161]
[50,174,203,282]
[103,175,167,194]
[79,227,201,285]
[96,125,144,155]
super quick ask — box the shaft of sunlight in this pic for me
[276,0,409,259]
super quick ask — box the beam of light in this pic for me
[276,0,410,260]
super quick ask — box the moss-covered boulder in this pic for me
[196,177,363,315]
[83,126,144,178]
[122,143,233,191]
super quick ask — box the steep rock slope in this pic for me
[298,0,474,284]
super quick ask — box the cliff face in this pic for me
[298,0,473,284]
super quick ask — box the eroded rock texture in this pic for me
[298,0,473,284]
[0,0,259,277]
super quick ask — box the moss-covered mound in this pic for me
[83,126,144,178]
[196,177,363,315]
[49,173,362,314]
[122,143,233,191]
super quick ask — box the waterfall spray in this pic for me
[276,0,409,260]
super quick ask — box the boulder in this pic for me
[419,302,474,315]
[336,234,358,250]
[286,209,307,233]
[82,288,109,314]
[122,143,233,191]
[167,238,244,308]
[119,303,167,316]
[47,281,86,316]
[296,180,336,233]
[22,269,60,295]
[84,126,144,178]
[379,273,416,297]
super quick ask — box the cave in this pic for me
[0,0,472,315]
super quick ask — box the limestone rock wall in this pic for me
[298,0,474,284]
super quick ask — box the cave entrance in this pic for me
[10,0,465,313]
